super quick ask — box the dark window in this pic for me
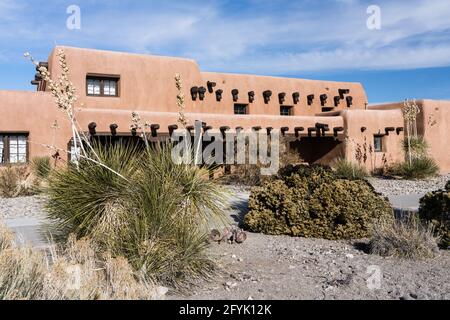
[86,75,119,97]
[280,106,293,116]
[234,104,248,115]
[0,134,28,164]
[374,136,383,152]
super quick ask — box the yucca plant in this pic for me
[389,157,439,180]
[43,142,229,287]
[31,157,52,179]
[402,136,429,159]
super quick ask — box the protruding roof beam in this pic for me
[231,89,239,102]
[207,81,216,93]
[151,124,160,137]
[110,124,118,136]
[88,122,97,136]
[293,92,300,104]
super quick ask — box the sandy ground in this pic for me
[170,234,450,300]
[169,184,450,300]
[1,178,449,300]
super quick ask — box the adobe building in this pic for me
[0,46,449,172]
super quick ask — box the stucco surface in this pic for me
[0,47,448,171]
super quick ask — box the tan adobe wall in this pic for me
[370,100,450,173]
[340,109,405,171]
[0,90,71,160]
[47,47,368,117]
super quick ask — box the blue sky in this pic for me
[0,0,450,103]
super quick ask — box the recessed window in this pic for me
[374,135,383,152]
[280,106,293,116]
[234,104,249,115]
[68,139,82,164]
[86,75,119,97]
[0,134,28,164]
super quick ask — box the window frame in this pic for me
[86,74,120,97]
[280,105,294,116]
[0,133,29,165]
[234,104,249,115]
[374,135,384,153]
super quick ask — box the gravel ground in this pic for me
[367,174,450,197]
[1,177,449,300]
[170,234,450,300]
[0,195,46,219]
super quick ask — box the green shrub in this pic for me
[44,143,229,287]
[419,182,450,248]
[369,217,439,260]
[31,157,52,179]
[333,158,368,180]
[245,165,393,240]
[389,157,439,180]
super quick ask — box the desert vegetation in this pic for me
[384,100,439,180]
[419,181,450,248]
[332,158,368,181]
[0,222,165,300]
[388,157,439,180]
[43,143,229,288]
[0,166,35,198]
[244,164,394,240]
[369,216,439,260]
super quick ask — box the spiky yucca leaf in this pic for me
[44,142,229,287]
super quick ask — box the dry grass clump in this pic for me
[369,217,440,260]
[0,166,35,198]
[0,223,166,300]
[333,158,368,181]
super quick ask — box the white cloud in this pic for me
[1,0,450,73]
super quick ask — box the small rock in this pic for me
[346,254,355,259]
[409,293,418,300]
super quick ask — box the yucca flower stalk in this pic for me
[24,50,127,180]
[402,99,421,165]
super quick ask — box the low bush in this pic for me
[419,182,450,248]
[369,217,439,260]
[0,223,164,300]
[244,165,393,240]
[389,157,439,180]
[333,158,368,180]
[44,143,229,287]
